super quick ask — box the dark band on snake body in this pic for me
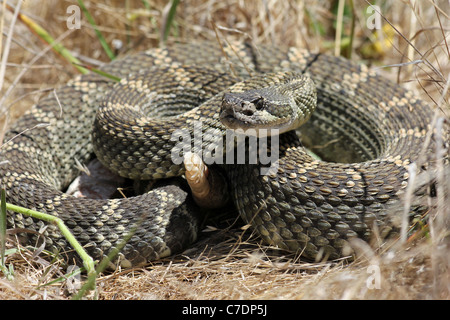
[0,41,444,266]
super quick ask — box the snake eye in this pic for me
[254,97,265,110]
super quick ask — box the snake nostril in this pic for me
[242,110,254,117]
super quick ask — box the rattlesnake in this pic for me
[1,42,443,266]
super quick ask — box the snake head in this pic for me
[220,91,264,123]
[220,72,317,136]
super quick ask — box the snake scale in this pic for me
[0,42,441,267]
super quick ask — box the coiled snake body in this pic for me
[1,42,439,266]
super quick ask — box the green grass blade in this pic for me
[72,220,140,300]
[7,5,88,74]
[348,0,356,59]
[161,0,180,44]
[142,0,151,10]
[0,189,6,267]
[73,63,121,82]
[39,265,84,288]
[77,0,116,60]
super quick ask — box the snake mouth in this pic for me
[219,107,259,129]
[219,107,290,138]
[220,92,260,129]
[220,102,296,140]
[220,92,280,136]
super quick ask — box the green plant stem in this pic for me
[4,202,95,279]
[77,0,116,60]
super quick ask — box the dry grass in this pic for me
[0,0,449,300]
